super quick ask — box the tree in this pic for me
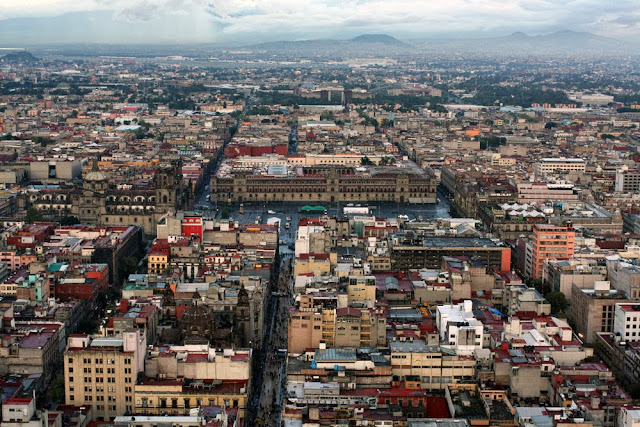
[119,256,139,281]
[629,383,640,400]
[546,291,567,314]
[221,208,230,219]
[25,207,42,223]
[61,215,80,226]
[360,156,374,166]
[77,316,98,334]
[320,111,335,121]
[48,374,66,404]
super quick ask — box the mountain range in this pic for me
[243,30,630,56]
[412,30,627,54]
[244,33,410,54]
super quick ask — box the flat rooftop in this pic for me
[409,237,502,248]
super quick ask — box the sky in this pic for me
[1,0,639,45]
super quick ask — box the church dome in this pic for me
[85,160,107,182]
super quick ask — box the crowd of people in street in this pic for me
[255,256,292,426]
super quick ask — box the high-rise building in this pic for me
[570,281,627,344]
[532,224,575,279]
[64,331,147,421]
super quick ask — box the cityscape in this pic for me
[1,3,640,427]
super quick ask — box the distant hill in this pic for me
[350,34,407,46]
[414,30,627,55]
[244,34,411,56]
[1,51,40,63]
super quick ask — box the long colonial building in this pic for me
[210,166,437,204]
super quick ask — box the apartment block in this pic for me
[534,158,585,177]
[531,224,575,279]
[614,303,640,341]
[64,331,147,421]
[570,281,627,344]
[390,340,476,390]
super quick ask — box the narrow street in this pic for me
[249,255,293,426]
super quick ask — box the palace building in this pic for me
[210,166,437,204]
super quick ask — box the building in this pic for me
[613,303,640,342]
[517,181,580,204]
[31,157,189,235]
[52,225,144,285]
[133,380,248,420]
[436,301,484,356]
[391,237,511,272]
[135,345,250,421]
[112,415,208,426]
[618,406,640,427]
[609,262,640,300]
[615,168,640,193]
[594,333,640,387]
[544,259,608,297]
[570,281,628,344]
[211,166,437,204]
[64,331,147,421]
[347,275,376,306]
[29,158,82,181]
[534,158,585,177]
[531,224,575,279]
[0,322,64,385]
[445,384,516,426]
[390,340,476,390]
[503,284,550,316]
[1,397,62,426]
[287,296,386,354]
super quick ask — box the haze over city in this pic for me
[1,0,640,45]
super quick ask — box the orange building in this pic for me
[532,224,575,279]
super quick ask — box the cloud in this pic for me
[1,0,639,43]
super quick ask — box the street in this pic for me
[249,255,293,426]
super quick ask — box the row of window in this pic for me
[76,358,132,364]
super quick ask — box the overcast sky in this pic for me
[1,0,639,45]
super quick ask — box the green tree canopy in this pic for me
[546,291,567,314]
[25,207,42,223]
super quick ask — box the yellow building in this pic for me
[134,380,248,420]
[148,250,169,275]
[321,308,336,347]
[390,341,476,390]
[64,331,147,421]
[288,296,387,354]
[347,275,377,305]
[293,253,334,277]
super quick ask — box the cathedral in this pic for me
[29,147,191,235]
